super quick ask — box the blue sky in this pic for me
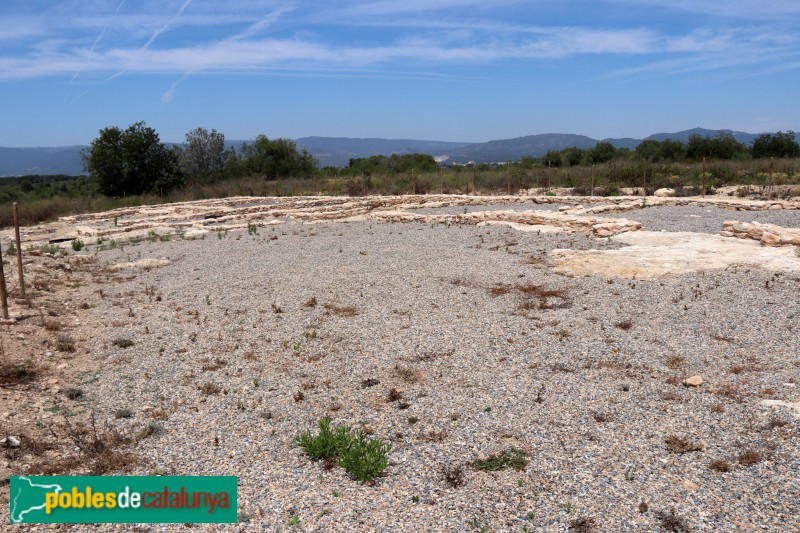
[1,0,799,146]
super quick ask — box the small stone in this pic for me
[4,436,21,448]
[683,375,703,387]
[47,378,59,385]
[682,479,699,490]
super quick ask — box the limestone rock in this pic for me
[683,375,703,387]
[721,220,800,247]
[682,479,699,490]
[654,188,676,197]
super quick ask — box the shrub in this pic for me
[71,239,84,251]
[295,418,392,483]
[472,448,528,471]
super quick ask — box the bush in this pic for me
[71,239,84,251]
[295,418,392,483]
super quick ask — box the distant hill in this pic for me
[644,127,760,145]
[295,137,473,167]
[0,146,85,176]
[1,128,797,176]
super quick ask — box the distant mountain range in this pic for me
[0,128,795,176]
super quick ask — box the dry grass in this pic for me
[324,304,359,317]
[709,459,732,472]
[201,358,227,372]
[665,354,684,371]
[615,319,633,330]
[737,449,767,466]
[56,333,76,352]
[441,464,466,488]
[664,435,704,454]
[393,366,423,383]
[199,382,222,395]
[656,508,692,533]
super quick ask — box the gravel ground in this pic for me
[410,203,563,215]
[592,204,800,234]
[50,205,800,531]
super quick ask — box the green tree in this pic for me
[588,141,616,164]
[751,131,800,158]
[178,127,232,184]
[83,122,183,196]
[239,136,317,179]
[635,139,662,162]
[541,150,562,167]
[686,133,746,160]
[560,146,584,167]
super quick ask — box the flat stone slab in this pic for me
[550,231,800,280]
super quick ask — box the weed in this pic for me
[664,435,704,454]
[324,303,358,317]
[737,450,766,466]
[272,303,283,314]
[304,297,318,308]
[393,366,422,383]
[6,241,17,255]
[569,517,597,532]
[556,329,571,341]
[0,357,38,386]
[709,459,732,472]
[442,464,466,488]
[472,448,528,472]
[665,354,684,370]
[293,391,305,402]
[114,408,134,419]
[387,388,403,402]
[288,514,300,527]
[205,294,211,306]
[199,382,222,395]
[615,319,633,330]
[56,334,76,352]
[247,221,258,235]
[656,508,692,533]
[361,378,380,388]
[201,358,227,372]
[295,417,391,483]
[63,387,84,400]
[592,410,613,423]
[112,338,134,348]
[136,421,163,440]
[71,239,84,252]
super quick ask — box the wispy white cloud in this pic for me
[1,0,799,90]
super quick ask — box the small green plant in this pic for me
[472,448,528,472]
[205,294,211,305]
[114,216,119,226]
[557,328,571,341]
[295,418,391,483]
[295,418,352,462]
[248,221,257,235]
[288,514,299,527]
[6,241,16,255]
[109,239,118,250]
[159,234,172,242]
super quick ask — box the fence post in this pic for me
[0,240,9,319]
[768,157,774,200]
[590,164,595,197]
[12,202,25,298]
[702,158,706,198]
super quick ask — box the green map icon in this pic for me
[10,476,64,523]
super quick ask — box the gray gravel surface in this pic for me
[593,204,800,234]
[73,208,800,532]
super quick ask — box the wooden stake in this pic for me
[591,164,595,197]
[702,157,706,198]
[13,202,25,298]
[0,240,9,319]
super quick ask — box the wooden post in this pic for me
[642,161,647,197]
[0,240,9,319]
[12,202,25,298]
[767,157,775,200]
[702,157,706,198]
[591,164,595,197]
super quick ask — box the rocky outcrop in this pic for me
[721,221,800,247]
[370,210,641,236]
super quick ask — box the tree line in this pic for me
[83,122,317,196]
[81,122,799,197]
[535,131,799,168]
